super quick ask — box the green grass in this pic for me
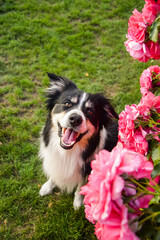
[0,0,159,239]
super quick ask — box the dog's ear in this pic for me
[103,103,119,120]
[97,95,118,127]
[46,73,77,110]
[47,73,77,92]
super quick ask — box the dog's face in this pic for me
[52,90,98,149]
[46,73,118,150]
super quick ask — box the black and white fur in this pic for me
[39,73,118,209]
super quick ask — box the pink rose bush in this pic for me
[80,145,155,240]
[80,146,153,240]
[118,92,160,154]
[125,0,160,62]
[81,65,160,240]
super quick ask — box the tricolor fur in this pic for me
[39,73,118,209]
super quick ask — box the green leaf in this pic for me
[152,145,160,164]
[149,16,160,43]
[150,195,160,205]
[151,162,160,178]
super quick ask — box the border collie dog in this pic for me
[39,73,118,209]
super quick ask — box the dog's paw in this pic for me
[73,196,83,210]
[39,184,52,196]
[39,180,54,196]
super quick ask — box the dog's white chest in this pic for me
[40,132,84,193]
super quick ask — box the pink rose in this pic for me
[80,148,126,223]
[118,103,150,155]
[119,105,139,142]
[140,68,153,96]
[95,222,103,240]
[142,1,159,25]
[80,150,115,223]
[125,1,160,62]
[137,92,155,115]
[138,92,160,115]
[149,65,160,89]
[128,9,147,42]
[95,204,139,240]
[145,0,160,3]
[134,130,148,155]
[117,146,153,179]
[153,95,160,112]
[120,130,149,156]
[125,38,151,62]
[149,40,160,60]
[84,205,95,224]
[134,194,153,209]
[118,104,150,153]
[140,65,160,95]
[149,65,160,76]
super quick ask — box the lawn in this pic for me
[0,0,159,239]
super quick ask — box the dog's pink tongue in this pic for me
[63,128,77,145]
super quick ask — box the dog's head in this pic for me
[46,73,118,149]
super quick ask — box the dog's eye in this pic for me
[65,101,72,107]
[87,108,94,115]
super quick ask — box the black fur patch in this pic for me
[82,131,101,177]
[42,113,52,147]
[104,121,118,151]
[83,93,118,129]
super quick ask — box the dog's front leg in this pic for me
[73,180,85,210]
[39,177,55,196]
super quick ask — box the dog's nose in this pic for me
[69,114,83,127]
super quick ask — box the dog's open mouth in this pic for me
[58,123,88,149]
[62,128,80,148]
